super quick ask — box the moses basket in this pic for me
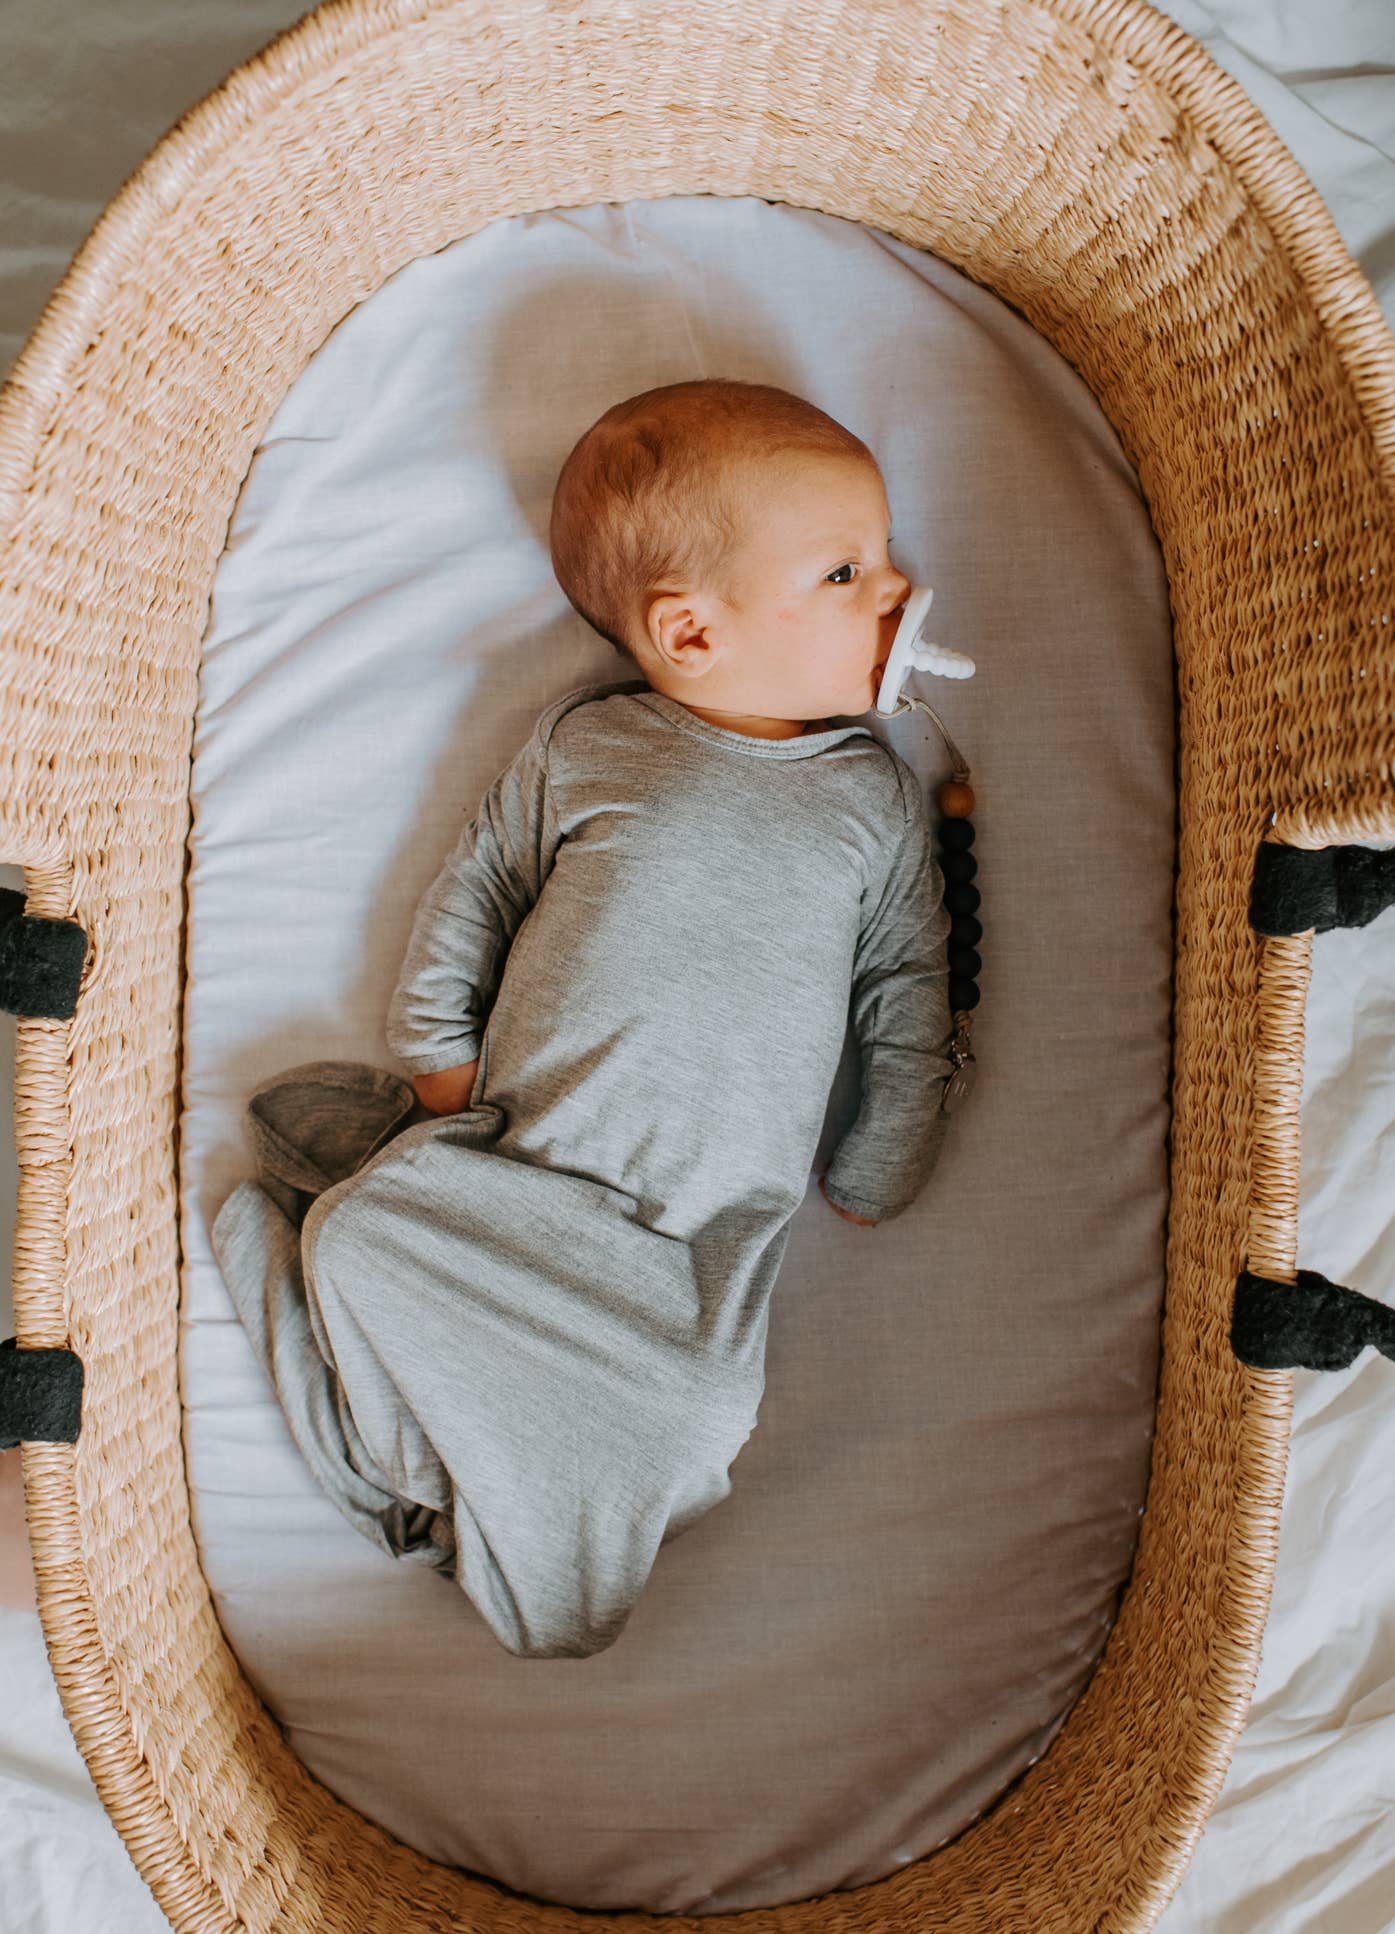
[2,0,1393,1927]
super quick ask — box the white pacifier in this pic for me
[874,585,975,718]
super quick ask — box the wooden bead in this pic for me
[937,780,975,818]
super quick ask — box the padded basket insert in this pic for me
[1,1,1393,1931]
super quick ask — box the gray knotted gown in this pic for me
[210,679,954,1659]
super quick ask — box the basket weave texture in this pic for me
[1,0,1393,1928]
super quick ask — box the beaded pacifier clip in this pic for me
[872,585,979,1114]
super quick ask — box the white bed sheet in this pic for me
[1,1,1392,1928]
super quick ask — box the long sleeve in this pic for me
[820,765,955,1223]
[386,721,562,1075]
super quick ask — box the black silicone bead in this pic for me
[944,883,981,918]
[949,976,980,1012]
[939,850,978,886]
[938,818,975,851]
[948,946,982,979]
[949,913,983,948]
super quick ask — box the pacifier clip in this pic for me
[873,586,979,1115]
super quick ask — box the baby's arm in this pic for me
[820,1176,879,1226]
[387,719,561,1098]
[819,765,954,1224]
[413,1060,479,1116]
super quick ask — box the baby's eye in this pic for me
[826,564,858,585]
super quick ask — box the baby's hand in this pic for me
[412,1061,480,1116]
[818,1173,879,1227]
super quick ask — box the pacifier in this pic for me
[873,585,975,718]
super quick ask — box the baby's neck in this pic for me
[676,699,815,741]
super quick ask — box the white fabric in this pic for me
[0,1,1392,1927]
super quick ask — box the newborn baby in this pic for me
[211,377,955,1660]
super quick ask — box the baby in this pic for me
[411,378,937,1228]
[212,377,955,1660]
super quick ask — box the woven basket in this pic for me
[2,0,1393,1927]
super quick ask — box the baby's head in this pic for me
[549,379,911,737]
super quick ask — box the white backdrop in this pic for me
[1,2,1392,1928]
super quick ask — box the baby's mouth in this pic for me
[877,607,906,672]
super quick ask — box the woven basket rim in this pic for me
[2,0,1395,515]
[4,1,1393,1928]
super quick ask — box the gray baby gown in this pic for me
[210,679,954,1659]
